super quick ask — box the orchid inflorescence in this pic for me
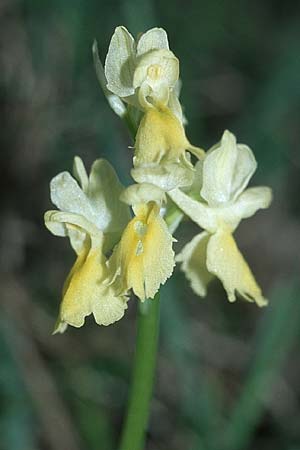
[45,26,272,333]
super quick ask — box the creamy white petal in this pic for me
[93,40,127,117]
[132,163,194,191]
[44,210,102,248]
[201,131,258,206]
[133,49,179,90]
[139,79,170,109]
[104,26,135,97]
[188,159,204,198]
[231,186,273,221]
[65,225,87,255]
[168,188,217,232]
[230,144,257,201]
[168,90,183,123]
[88,159,131,233]
[201,130,238,206]
[176,232,213,297]
[136,27,169,56]
[206,229,268,306]
[50,172,95,221]
[73,156,89,193]
[120,183,165,205]
[44,210,86,255]
[51,160,130,237]
[44,210,68,237]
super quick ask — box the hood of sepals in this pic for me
[168,130,272,234]
[200,130,257,207]
[104,26,181,113]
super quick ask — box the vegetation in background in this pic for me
[1,1,300,449]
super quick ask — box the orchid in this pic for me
[44,157,130,332]
[169,130,272,306]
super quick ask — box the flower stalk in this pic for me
[119,293,160,450]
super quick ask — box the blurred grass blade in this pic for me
[224,280,300,450]
[161,279,223,449]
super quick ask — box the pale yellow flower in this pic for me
[104,26,182,116]
[131,104,204,191]
[111,201,175,301]
[45,157,130,332]
[169,130,272,306]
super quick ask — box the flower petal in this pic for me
[131,162,194,191]
[120,183,166,205]
[230,144,257,201]
[50,159,130,238]
[188,159,204,199]
[168,89,183,123]
[201,131,258,206]
[50,171,95,221]
[44,210,102,250]
[206,229,268,306]
[87,159,131,233]
[115,203,175,300]
[91,287,128,326]
[176,232,213,297]
[93,40,127,117]
[45,210,100,238]
[201,130,238,206]
[44,210,68,237]
[133,49,179,89]
[168,188,217,232]
[59,242,128,328]
[231,186,273,220]
[104,26,135,97]
[73,156,89,192]
[136,28,169,56]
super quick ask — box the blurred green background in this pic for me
[1,1,300,449]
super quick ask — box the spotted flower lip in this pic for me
[110,201,175,301]
[104,26,181,113]
[44,157,131,332]
[169,130,272,306]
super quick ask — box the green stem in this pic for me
[119,293,160,450]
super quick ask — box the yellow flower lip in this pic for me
[134,220,148,237]
[112,202,175,301]
[45,156,131,332]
